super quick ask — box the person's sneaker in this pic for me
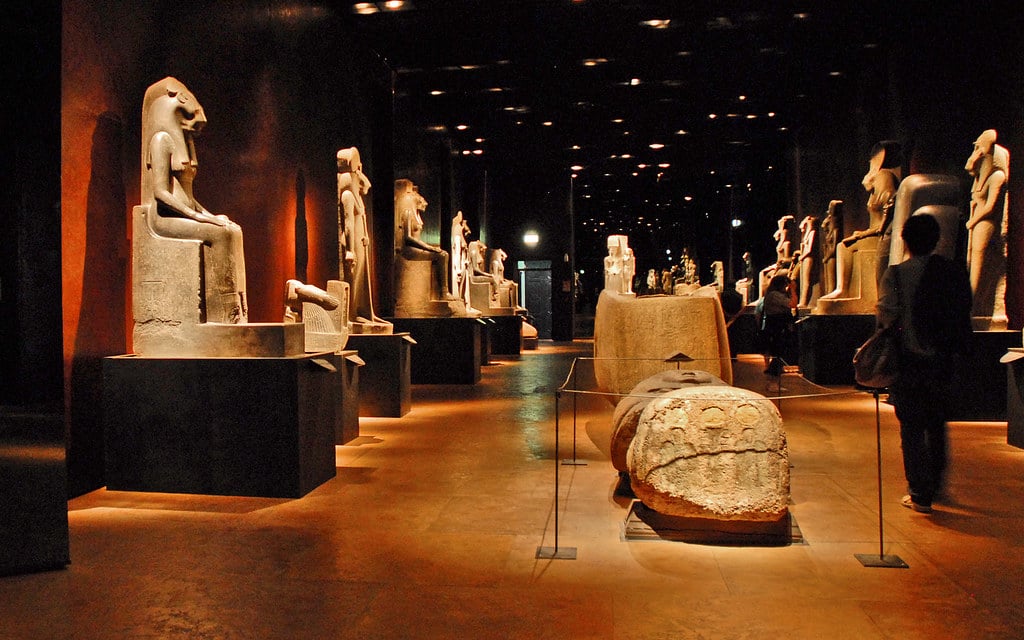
[901,494,932,513]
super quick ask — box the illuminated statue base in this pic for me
[103,352,343,498]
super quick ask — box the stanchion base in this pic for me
[560,459,588,466]
[536,546,577,560]
[855,553,909,568]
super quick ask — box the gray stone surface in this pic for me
[627,386,789,521]
[610,369,726,472]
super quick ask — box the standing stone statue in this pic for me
[604,235,626,293]
[818,200,843,295]
[965,129,1010,320]
[338,147,390,333]
[797,215,821,308]
[450,211,475,312]
[139,77,247,325]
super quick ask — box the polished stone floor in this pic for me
[1,341,1022,639]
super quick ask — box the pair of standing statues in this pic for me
[802,133,1008,323]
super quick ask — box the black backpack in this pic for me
[911,255,972,355]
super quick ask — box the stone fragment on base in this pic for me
[627,386,789,521]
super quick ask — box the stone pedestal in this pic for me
[948,330,1016,421]
[593,290,733,396]
[389,317,484,384]
[487,314,523,356]
[336,350,363,444]
[797,314,876,385]
[0,410,69,575]
[346,333,414,417]
[103,353,341,498]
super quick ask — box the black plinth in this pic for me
[1006,354,1024,449]
[0,411,69,576]
[103,353,340,498]
[727,308,760,356]
[336,350,363,444]
[797,314,876,385]
[947,330,1016,422]
[389,317,484,384]
[486,314,523,356]
[346,333,414,417]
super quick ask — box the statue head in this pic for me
[966,129,998,176]
[338,147,371,195]
[862,140,902,191]
[827,199,844,219]
[141,77,207,197]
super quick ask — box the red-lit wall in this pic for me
[61,0,391,494]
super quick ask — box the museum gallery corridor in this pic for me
[1,341,1022,639]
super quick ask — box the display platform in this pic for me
[486,314,523,356]
[623,501,801,546]
[797,314,876,385]
[336,350,364,444]
[1004,350,1024,449]
[727,308,759,356]
[346,333,414,417]
[389,317,484,384]
[103,352,341,498]
[948,329,1016,422]
[0,410,69,576]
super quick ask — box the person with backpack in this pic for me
[875,213,973,513]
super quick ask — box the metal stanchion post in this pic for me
[537,388,576,560]
[856,389,908,569]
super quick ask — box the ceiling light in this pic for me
[746,114,757,119]
[620,154,633,159]
[612,118,624,124]
[637,163,648,169]
[768,111,776,117]
[640,19,671,29]
[429,90,445,96]
[829,71,843,77]
[472,149,483,155]
[708,113,718,119]
[582,58,608,67]
[456,124,469,130]
[675,129,688,135]
[649,143,665,150]
[630,78,641,86]
[739,95,747,101]
[475,138,484,143]
[383,0,406,9]
[542,121,553,126]
[352,3,378,14]
[659,163,670,168]
[523,231,540,246]
[793,12,811,20]
[571,165,584,171]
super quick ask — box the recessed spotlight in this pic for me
[708,113,718,119]
[429,90,445,96]
[456,124,469,130]
[542,121,553,127]
[582,58,608,67]
[353,2,378,14]
[640,19,671,29]
[649,143,665,150]
[630,78,641,86]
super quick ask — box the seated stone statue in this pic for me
[759,215,797,297]
[138,77,247,326]
[338,147,390,333]
[132,77,303,357]
[489,248,521,309]
[622,237,636,294]
[965,129,1010,320]
[393,179,468,317]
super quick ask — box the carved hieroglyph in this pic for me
[627,386,789,521]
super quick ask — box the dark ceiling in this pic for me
[338,0,1013,280]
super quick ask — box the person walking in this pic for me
[875,214,972,513]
